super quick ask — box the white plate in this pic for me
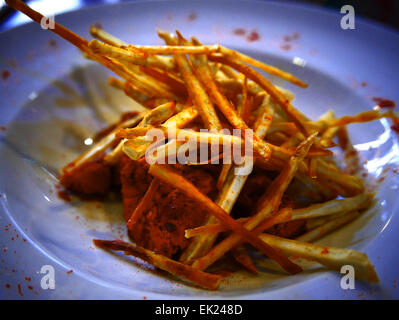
[1,0,399,299]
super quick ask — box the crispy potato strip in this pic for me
[93,239,222,290]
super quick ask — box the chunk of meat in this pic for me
[125,163,217,258]
[118,156,152,221]
[60,159,111,196]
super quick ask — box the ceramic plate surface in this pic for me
[1,0,399,299]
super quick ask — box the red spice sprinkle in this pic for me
[372,97,396,109]
[280,44,292,51]
[25,277,31,282]
[391,123,399,133]
[292,32,300,39]
[5,284,11,289]
[1,69,10,81]
[48,39,57,47]
[57,190,71,202]
[321,248,329,254]
[28,285,33,290]
[361,82,367,87]
[66,270,73,274]
[233,28,246,36]
[187,12,197,21]
[0,126,6,131]
[247,30,260,42]
[283,35,292,42]
[17,283,23,297]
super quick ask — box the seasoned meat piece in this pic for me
[60,159,111,197]
[126,164,217,258]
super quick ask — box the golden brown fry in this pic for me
[257,233,378,282]
[219,46,308,88]
[90,25,128,47]
[209,53,310,136]
[296,211,361,243]
[158,30,222,131]
[192,133,317,271]
[93,239,222,290]
[126,44,219,55]
[232,245,259,274]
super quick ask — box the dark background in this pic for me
[1,0,399,32]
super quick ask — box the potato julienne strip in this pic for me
[180,93,276,264]
[216,78,296,102]
[328,110,394,127]
[148,164,302,275]
[127,44,220,55]
[158,30,222,131]
[120,107,199,162]
[108,77,147,104]
[296,211,361,243]
[5,0,88,51]
[93,239,222,290]
[89,39,176,72]
[232,245,259,274]
[4,1,177,104]
[209,53,310,136]
[219,46,308,88]
[90,25,128,47]
[61,112,144,173]
[191,133,317,271]
[103,102,176,164]
[176,32,271,161]
[6,0,152,102]
[257,233,378,282]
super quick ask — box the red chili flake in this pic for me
[361,82,367,87]
[28,285,33,290]
[0,126,6,131]
[283,35,292,42]
[143,296,147,300]
[12,269,16,273]
[372,97,396,109]
[25,277,31,282]
[233,28,246,36]
[280,44,292,51]
[23,239,27,242]
[5,283,11,289]
[48,39,57,47]
[391,123,399,133]
[187,12,197,21]
[247,30,260,42]
[57,190,71,202]
[3,248,6,253]
[292,32,300,40]
[11,237,14,241]
[66,270,73,274]
[1,70,10,81]
[321,248,329,254]
[17,283,23,297]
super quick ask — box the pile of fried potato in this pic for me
[8,0,399,290]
